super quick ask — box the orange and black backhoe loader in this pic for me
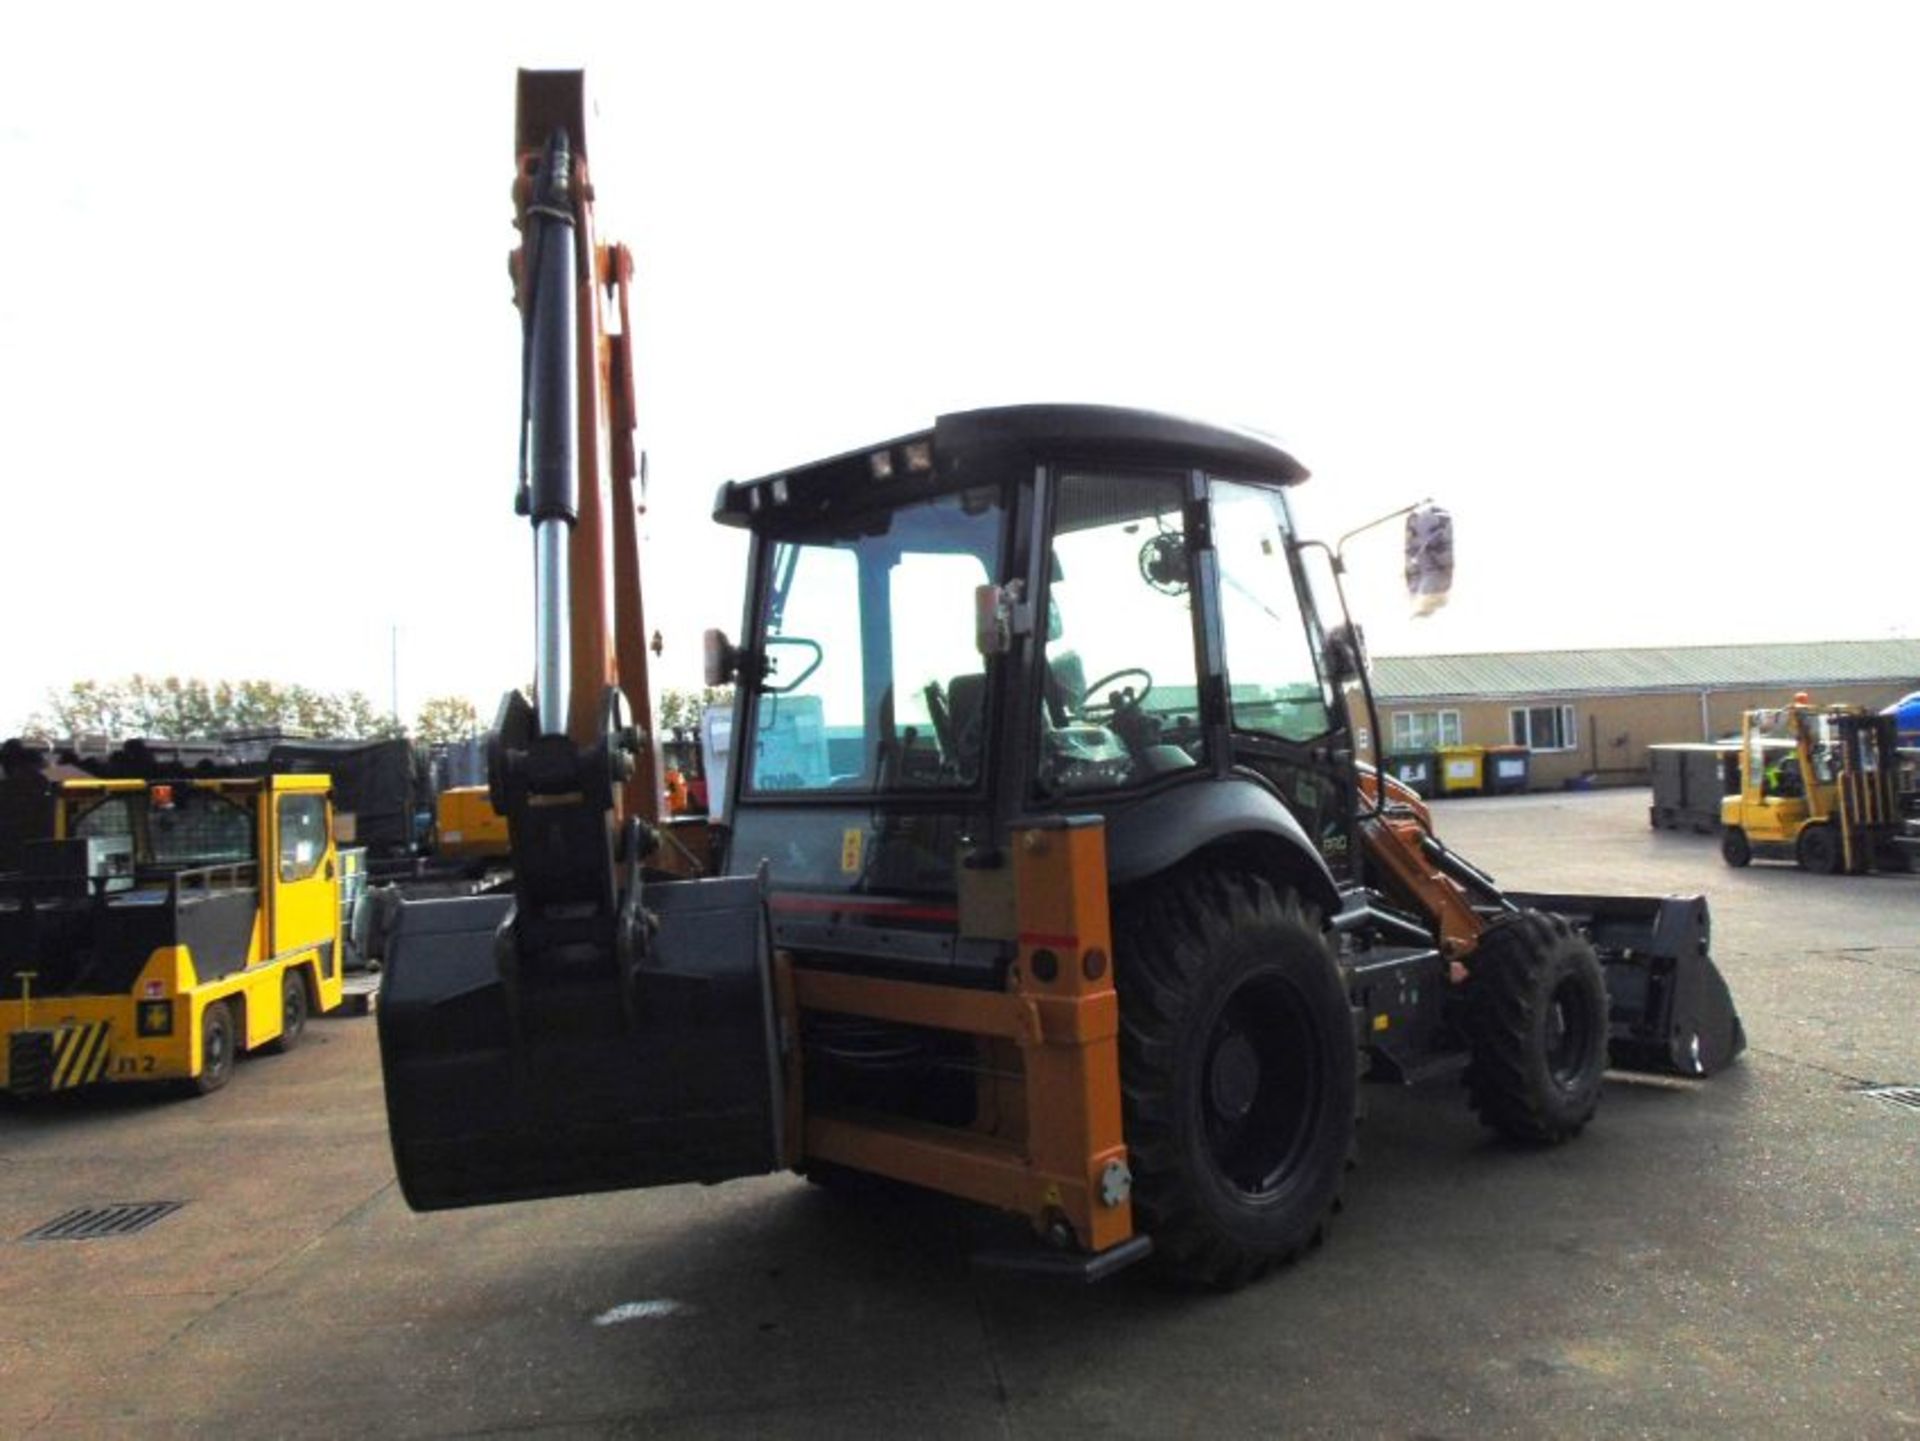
[377,72,1743,1287]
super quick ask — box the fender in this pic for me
[1100,772,1342,917]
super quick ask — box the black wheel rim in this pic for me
[1544,976,1597,1091]
[206,1014,229,1073]
[1199,975,1320,1199]
[286,979,306,1033]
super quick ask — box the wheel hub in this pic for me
[1208,1031,1261,1122]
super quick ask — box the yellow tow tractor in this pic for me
[1720,694,1915,874]
[2,773,347,1095]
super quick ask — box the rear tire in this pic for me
[1720,827,1751,868]
[268,970,309,1054]
[190,1001,237,1096]
[1796,823,1839,874]
[1464,911,1608,1144]
[1113,868,1358,1289]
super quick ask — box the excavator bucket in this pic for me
[377,877,784,1210]
[1510,891,1745,1076]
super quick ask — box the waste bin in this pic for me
[1436,745,1487,796]
[1382,751,1437,800]
[1483,744,1531,795]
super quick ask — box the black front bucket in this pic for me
[1509,891,1746,1077]
[376,875,784,1211]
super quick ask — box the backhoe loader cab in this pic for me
[710,407,1353,934]
[1721,699,1913,874]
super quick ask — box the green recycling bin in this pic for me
[1483,744,1531,794]
[1383,751,1437,800]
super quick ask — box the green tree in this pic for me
[25,676,406,742]
[657,685,732,738]
[414,695,482,745]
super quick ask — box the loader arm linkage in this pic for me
[1357,770,1743,1077]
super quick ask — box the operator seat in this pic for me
[945,673,988,779]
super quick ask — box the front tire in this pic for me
[1114,868,1358,1289]
[1796,822,1840,874]
[1464,911,1608,1144]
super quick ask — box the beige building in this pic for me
[1370,639,1920,792]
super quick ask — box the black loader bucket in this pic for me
[1508,891,1745,1076]
[377,875,784,1211]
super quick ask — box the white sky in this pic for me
[4,1,1916,735]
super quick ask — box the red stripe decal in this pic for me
[1020,932,1080,951]
[770,894,960,924]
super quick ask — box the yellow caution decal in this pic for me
[52,1021,112,1091]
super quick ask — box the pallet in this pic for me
[337,971,381,1017]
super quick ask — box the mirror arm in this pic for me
[1333,497,1435,569]
[1295,537,1390,822]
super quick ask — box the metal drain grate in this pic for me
[21,1202,184,1242]
[1859,1086,1920,1113]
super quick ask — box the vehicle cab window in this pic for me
[277,794,330,882]
[1039,471,1204,796]
[1211,479,1333,744]
[744,487,1004,795]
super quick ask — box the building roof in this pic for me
[1372,639,1920,702]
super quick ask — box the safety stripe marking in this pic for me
[50,1022,111,1091]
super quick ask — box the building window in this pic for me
[1389,710,1462,751]
[1510,704,1578,752]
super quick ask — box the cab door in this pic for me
[269,783,339,976]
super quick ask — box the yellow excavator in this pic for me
[374,71,1743,1287]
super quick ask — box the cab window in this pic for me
[1040,471,1204,795]
[277,794,330,882]
[1212,479,1333,743]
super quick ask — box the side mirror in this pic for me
[1325,622,1369,684]
[1405,505,1453,617]
[703,628,738,686]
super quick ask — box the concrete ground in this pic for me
[3,788,1916,1438]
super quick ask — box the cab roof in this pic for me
[714,404,1309,529]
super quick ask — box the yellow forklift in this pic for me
[2,773,348,1095]
[1720,695,1915,874]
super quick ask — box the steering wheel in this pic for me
[1081,667,1154,720]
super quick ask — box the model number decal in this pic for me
[114,1056,159,1075]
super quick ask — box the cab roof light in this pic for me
[902,440,932,474]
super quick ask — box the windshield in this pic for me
[69,787,256,868]
[745,487,1004,794]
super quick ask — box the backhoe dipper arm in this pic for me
[491,71,653,972]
